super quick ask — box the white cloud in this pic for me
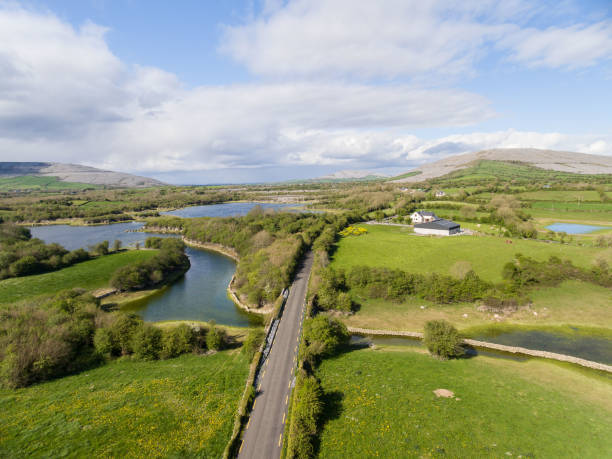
[502,21,612,69]
[221,0,612,78]
[0,4,493,173]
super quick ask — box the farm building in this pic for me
[410,211,438,224]
[434,190,446,197]
[414,218,461,236]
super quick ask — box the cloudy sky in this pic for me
[1,0,611,183]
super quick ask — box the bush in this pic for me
[131,324,162,360]
[287,375,323,459]
[242,328,265,360]
[423,320,464,360]
[109,313,142,355]
[206,324,227,351]
[93,328,114,357]
[161,324,195,358]
[302,316,349,361]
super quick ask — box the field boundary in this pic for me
[347,327,612,373]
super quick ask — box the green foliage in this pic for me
[287,375,323,459]
[0,222,92,280]
[302,316,349,362]
[206,323,227,351]
[0,250,158,305]
[108,313,143,356]
[131,324,163,360]
[423,320,464,359]
[110,238,189,291]
[242,328,265,360]
[161,324,195,358]
[0,289,100,388]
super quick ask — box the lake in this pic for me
[29,202,297,326]
[161,201,304,218]
[546,222,611,234]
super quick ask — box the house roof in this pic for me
[413,211,437,217]
[414,218,460,230]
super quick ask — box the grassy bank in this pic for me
[330,225,609,283]
[317,347,612,458]
[0,250,158,304]
[341,280,612,332]
[0,352,249,458]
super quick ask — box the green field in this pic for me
[0,351,249,458]
[432,160,605,184]
[0,250,158,304]
[317,347,612,458]
[518,190,607,202]
[0,176,97,191]
[342,280,612,331]
[330,225,610,282]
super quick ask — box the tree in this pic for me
[161,324,194,358]
[206,323,226,351]
[302,316,349,359]
[423,320,464,359]
[131,324,162,360]
[113,239,122,252]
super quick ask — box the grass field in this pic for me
[0,351,249,458]
[434,160,602,184]
[316,347,612,458]
[330,225,610,282]
[518,190,607,202]
[0,176,97,191]
[341,280,612,331]
[0,250,158,305]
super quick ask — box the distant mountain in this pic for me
[0,162,165,188]
[318,170,389,180]
[391,148,612,182]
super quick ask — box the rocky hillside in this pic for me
[0,162,164,187]
[391,148,612,182]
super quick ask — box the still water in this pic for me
[29,202,296,326]
[162,201,303,218]
[546,222,611,234]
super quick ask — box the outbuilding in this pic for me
[414,218,461,236]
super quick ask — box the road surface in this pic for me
[238,251,313,459]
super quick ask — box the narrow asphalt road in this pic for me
[238,251,314,459]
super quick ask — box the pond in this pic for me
[29,202,295,326]
[546,222,611,234]
[351,327,612,365]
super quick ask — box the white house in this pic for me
[434,190,446,198]
[410,211,438,224]
[414,218,461,236]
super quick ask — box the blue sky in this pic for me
[1,0,611,183]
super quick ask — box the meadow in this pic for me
[316,347,612,458]
[0,176,97,191]
[341,280,612,332]
[0,250,158,304]
[0,351,249,458]
[330,224,610,282]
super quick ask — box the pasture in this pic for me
[341,280,612,332]
[330,224,610,282]
[0,352,249,458]
[316,347,612,458]
[0,250,158,304]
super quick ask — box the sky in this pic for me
[0,0,611,184]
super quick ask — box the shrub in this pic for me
[423,320,464,360]
[287,375,322,459]
[302,316,349,361]
[93,328,114,357]
[109,313,142,355]
[206,324,226,351]
[161,324,195,358]
[131,324,162,360]
[242,328,265,360]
